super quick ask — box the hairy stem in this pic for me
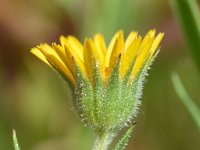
[93,132,115,150]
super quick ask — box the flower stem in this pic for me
[93,132,114,150]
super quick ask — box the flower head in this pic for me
[31,30,163,86]
[31,30,164,136]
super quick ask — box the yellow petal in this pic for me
[138,29,155,54]
[31,47,51,67]
[36,43,64,66]
[105,30,123,67]
[93,34,107,78]
[36,44,75,85]
[103,67,112,82]
[125,31,138,51]
[83,39,96,83]
[93,33,106,63]
[52,43,65,61]
[147,32,164,62]
[105,30,124,68]
[64,41,86,76]
[60,35,83,61]
[67,35,83,59]
[52,43,74,74]
[120,35,142,78]
[45,54,75,85]
[130,36,154,78]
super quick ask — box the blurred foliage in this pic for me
[170,0,200,136]
[171,73,200,132]
[58,0,137,39]
[170,0,200,73]
[0,0,200,150]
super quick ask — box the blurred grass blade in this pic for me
[114,126,134,150]
[104,0,136,35]
[171,72,200,132]
[170,0,200,73]
[12,129,20,150]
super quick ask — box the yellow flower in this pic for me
[31,30,164,86]
[31,30,164,149]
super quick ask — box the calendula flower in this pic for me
[31,29,164,150]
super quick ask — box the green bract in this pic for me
[69,53,157,150]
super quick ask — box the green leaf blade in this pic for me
[12,129,20,150]
[171,72,200,132]
[114,126,134,150]
[170,0,200,72]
